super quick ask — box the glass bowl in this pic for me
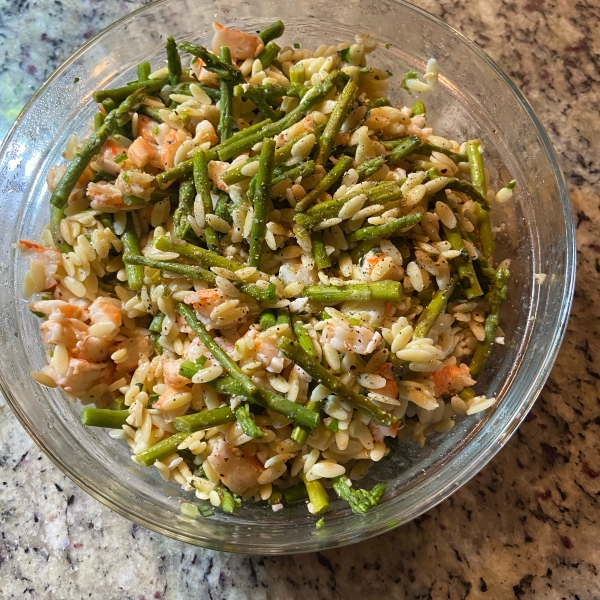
[0,0,575,553]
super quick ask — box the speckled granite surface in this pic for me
[1,0,599,598]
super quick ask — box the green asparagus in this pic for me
[218,46,234,142]
[346,212,423,242]
[277,337,396,426]
[121,214,144,291]
[305,281,403,302]
[173,406,236,433]
[295,155,354,212]
[248,137,277,269]
[80,408,129,428]
[50,88,145,210]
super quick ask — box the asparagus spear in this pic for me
[121,214,144,291]
[305,281,403,302]
[155,119,273,187]
[282,482,309,503]
[259,309,277,330]
[301,474,330,515]
[50,88,145,210]
[259,20,285,44]
[315,79,358,166]
[138,105,164,122]
[469,267,510,378]
[209,375,319,428]
[413,277,457,338]
[155,236,242,272]
[234,82,307,105]
[93,112,106,131]
[177,41,245,85]
[193,149,220,252]
[149,312,165,333]
[295,180,403,228]
[356,156,386,181]
[166,36,182,87]
[80,408,129,428]
[465,140,494,257]
[289,63,305,85]
[173,406,236,433]
[218,46,234,142]
[292,315,316,356]
[172,175,195,239]
[221,133,306,185]
[218,71,342,161]
[219,488,239,513]
[257,41,281,70]
[310,231,330,269]
[175,303,258,396]
[291,398,323,445]
[387,135,423,166]
[92,79,167,103]
[383,136,468,165]
[271,160,315,187]
[122,254,276,302]
[50,206,73,253]
[295,154,354,212]
[346,212,423,242]
[276,337,396,426]
[248,137,277,269]
[137,61,151,81]
[441,224,483,299]
[331,476,386,514]
[234,403,264,439]
[135,432,190,467]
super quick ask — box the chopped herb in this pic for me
[338,47,350,62]
[315,517,325,529]
[122,171,130,182]
[507,179,517,189]
[73,77,80,84]
[293,42,300,48]
[113,152,128,164]
[401,70,418,92]
[385,42,391,49]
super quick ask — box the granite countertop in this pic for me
[1,0,599,598]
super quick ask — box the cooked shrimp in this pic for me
[162,358,192,388]
[137,115,171,147]
[208,160,231,191]
[159,128,189,170]
[369,420,400,443]
[42,358,107,397]
[29,298,84,318]
[115,170,155,201]
[320,321,382,355]
[183,289,249,330]
[375,362,399,399]
[96,139,128,176]
[207,437,261,494]
[275,115,315,146]
[18,240,62,290]
[432,362,476,396]
[253,336,286,373]
[87,181,127,212]
[153,386,192,419]
[111,336,153,372]
[127,136,157,168]
[211,22,264,61]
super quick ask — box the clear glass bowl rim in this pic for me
[0,0,575,553]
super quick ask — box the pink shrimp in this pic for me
[369,421,400,443]
[111,336,153,372]
[208,160,231,191]
[162,358,192,388]
[96,139,128,176]
[183,289,249,330]
[207,437,261,494]
[375,362,399,400]
[159,128,186,171]
[320,321,382,355]
[432,363,476,396]
[211,22,264,61]
[42,358,107,397]
[127,136,157,168]
[86,181,127,211]
[18,240,62,290]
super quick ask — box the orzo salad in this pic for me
[21,20,513,519]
